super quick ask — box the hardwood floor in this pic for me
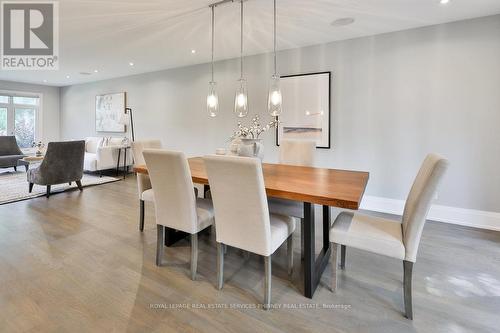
[1,177,499,332]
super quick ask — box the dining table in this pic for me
[134,157,369,299]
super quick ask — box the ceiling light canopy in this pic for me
[331,17,355,27]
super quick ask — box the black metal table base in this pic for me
[162,188,331,299]
[303,203,331,298]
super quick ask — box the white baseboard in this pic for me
[360,195,500,232]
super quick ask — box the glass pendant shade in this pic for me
[207,81,219,117]
[234,78,248,118]
[268,74,282,116]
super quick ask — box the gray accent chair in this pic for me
[0,136,29,171]
[28,141,86,198]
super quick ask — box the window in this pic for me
[0,93,41,148]
[0,108,7,136]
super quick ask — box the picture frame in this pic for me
[276,72,331,149]
[95,92,126,133]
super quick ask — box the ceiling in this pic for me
[1,0,500,87]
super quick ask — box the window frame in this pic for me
[0,90,43,152]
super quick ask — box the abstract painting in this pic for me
[95,92,126,132]
[276,72,331,148]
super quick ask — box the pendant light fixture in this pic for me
[207,5,219,117]
[234,0,248,118]
[267,0,282,117]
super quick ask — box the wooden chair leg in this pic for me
[403,260,414,320]
[340,245,346,269]
[156,225,165,266]
[46,185,51,198]
[264,256,272,310]
[190,233,198,281]
[217,242,224,290]
[139,200,145,231]
[75,180,83,191]
[330,242,338,292]
[28,183,34,193]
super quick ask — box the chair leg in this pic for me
[46,185,51,198]
[340,245,346,269]
[403,260,414,320]
[24,164,28,172]
[28,183,34,193]
[190,233,198,281]
[217,242,224,290]
[287,234,293,276]
[156,225,165,266]
[13,166,17,172]
[76,180,83,191]
[69,182,72,185]
[330,242,338,292]
[264,256,272,310]
[139,200,145,232]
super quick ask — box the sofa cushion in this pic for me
[0,155,26,167]
[84,152,97,171]
[85,137,102,154]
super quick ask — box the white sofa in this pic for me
[84,137,133,172]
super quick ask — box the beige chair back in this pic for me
[204,155,274,256]
[131,140,162,198]
[402,154,449,262]
[143,149,198,234]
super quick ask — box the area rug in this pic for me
[0,168,119,205]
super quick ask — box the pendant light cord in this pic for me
[211,6,215,82]
[240,0,244,79]
[273,0,277,76]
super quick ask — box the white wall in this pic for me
[60,15,500,215]
[0,80,60,142]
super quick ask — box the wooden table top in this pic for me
[134,157,369,210]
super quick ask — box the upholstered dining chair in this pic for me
[131,140,162,231]
[268,139,316,257]
[143,149,214,280]
[329,154,449,320]
[204,155,296,309]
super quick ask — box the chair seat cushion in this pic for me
[0,155,26,167]
[268,198,304,218]
[195,198,215,232]
[269,213,296,255]
[330,212,405,260]
[141,189,155,202]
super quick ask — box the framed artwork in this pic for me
[276,72,331,148]
[95,92,126,132]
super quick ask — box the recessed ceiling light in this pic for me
[129,62,134,66]
[440,0,450,4]
[94,69,99,73]
[43,79,47,83]
[191,49,196,54]
[66,75,70,79]
[331,17,355,27]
